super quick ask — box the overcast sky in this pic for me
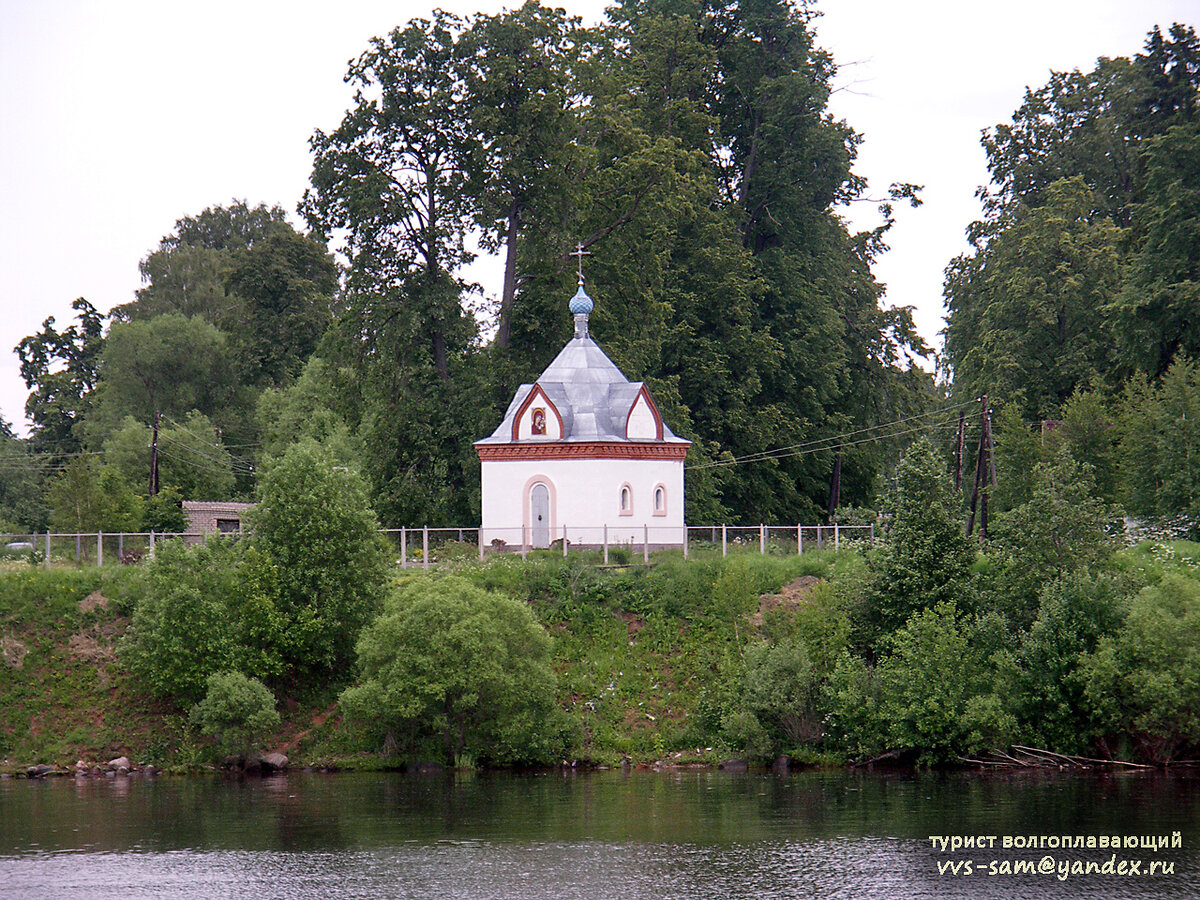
[0,0,1194,437]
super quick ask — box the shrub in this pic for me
[252,440,390,680]
[340,576,566,765]
[1083,574,1200,762]
[189,671,281,759]
[121,539,249,703]
[831,602,1013,765]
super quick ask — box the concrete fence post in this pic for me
[643,524,649,563]
[149,531,156,561]
[478,528,484,561]
[797,524,802,555]
[44,532,51,569]
[603,524,609,565]
[721,524,727,557]
[835,522,840,551]
[401,527,407,569]
[97,532,103,568]
[759,524,765,554]
[422,526,429,571]
[522,525,528,560]
[563,524,568,557]
[683,525,689,559]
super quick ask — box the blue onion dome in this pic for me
[569,284,594,315]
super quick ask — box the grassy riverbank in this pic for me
[0,549,854,772]
[5,535,1200,773]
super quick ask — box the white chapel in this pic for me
[476,271,689,550]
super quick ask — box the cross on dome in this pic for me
[567,241,594,333]
[570,241,590,287]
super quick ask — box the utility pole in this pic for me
[149,410,160,496]
[966,396,994,538]
[980,397,996,538]
[954,410,965,492]
[827,452,842,520]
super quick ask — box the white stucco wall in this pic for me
[480,456,685,548]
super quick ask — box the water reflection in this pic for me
[0,770,1197,898]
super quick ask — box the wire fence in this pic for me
[2,523,874,570]
[0,531,226,568]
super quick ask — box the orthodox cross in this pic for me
[570,242,591,286]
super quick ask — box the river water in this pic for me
[0,768,1197,898]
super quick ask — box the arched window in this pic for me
[619,484,633,516]
[653,485,666,516]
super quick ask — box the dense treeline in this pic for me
[2,0,931,535]
[944,24,1200,419]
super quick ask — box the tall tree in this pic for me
[14,298,105,451]
[1114,123,1200,376]
[304,12,477,383]
[944,177,1122,419]
[225,230,338,387]
[946,25,1200,405]
[460,1,585,351]
[113,201,294,326]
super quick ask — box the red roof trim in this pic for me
[477,441,688,461]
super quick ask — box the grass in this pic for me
[0,547,858,770]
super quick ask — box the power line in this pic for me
[687,400,978,471]
[157,431,255,477]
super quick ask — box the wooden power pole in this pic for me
[966,396,996,538]
[954,410,966,492]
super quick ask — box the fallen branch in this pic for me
[1012,745,1079,766]
[850,749,902,769]
[1067,754,1154,770]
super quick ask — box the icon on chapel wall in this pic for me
[531,407,547,436]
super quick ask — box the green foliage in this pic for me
[14,298,104,451]
[834,602,1014,766]
[120,540,246,703]
[716,576,850,758]
[252,440,390,680]
[1053,387,1122,507]
[989,401,1044,512]
[189,671,281,759]
[945,178,1122,418]
[225,230,338,387]
[1120,358,1200,526]
[723,639,825,757]
[0,426,49,530]
[864,438,974,643]
[255,357,362,466]
[105,412,237,503]
[1009,571,1133,752]
[114,201,294,326]
[986,451,1119,628]
[1115,122,1200,377]
[142,486,186,533]
[1084,574,1200,762]
[85,313,235,447]
[340,576,565,765]
[46,457,143,534]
